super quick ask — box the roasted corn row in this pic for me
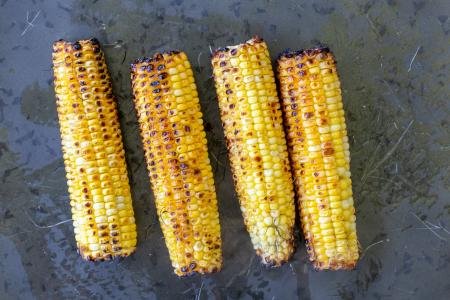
[52,39,137,260]
[277,48,359,270]
[130,51,222,276]
[211,37,296,266]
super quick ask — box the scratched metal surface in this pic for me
[0,0,449,299]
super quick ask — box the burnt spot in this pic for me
[158,73,168,80]
[72,42,82,50]
[230,48,238,55]
[304,112,314,119]
[254,156,262,162]
[323,148,335,156]
[153,88,161,94]
[89,38,100,45]
[193,169,201,175]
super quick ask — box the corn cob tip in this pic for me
[130,50,183,71]
[277,46,331,61]
[78,243,136,261]
[53,37,100,47]
[211,35,264,57]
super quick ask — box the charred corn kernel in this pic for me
[211,37,295,266]
[130,51,222,276]
[277,47,359,270]
[52,38,137,261]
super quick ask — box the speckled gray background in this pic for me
[0,0,449,299]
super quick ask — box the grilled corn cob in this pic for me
[130,51,222,276]
[52,39,137,260]
[277,47,359,270]
[211,37,296,266]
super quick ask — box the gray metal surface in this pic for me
[0,0,449,299]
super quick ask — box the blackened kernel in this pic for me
[158,73,168,80]
[304,112,313,119]
[226,89,233,94]
[153,89,161,94]
[219,61,226,67]
[230,48,237,55]
[90,38,100,45]
[157,65,165,71]
[151,80,160,86]
[72,42,82,50]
